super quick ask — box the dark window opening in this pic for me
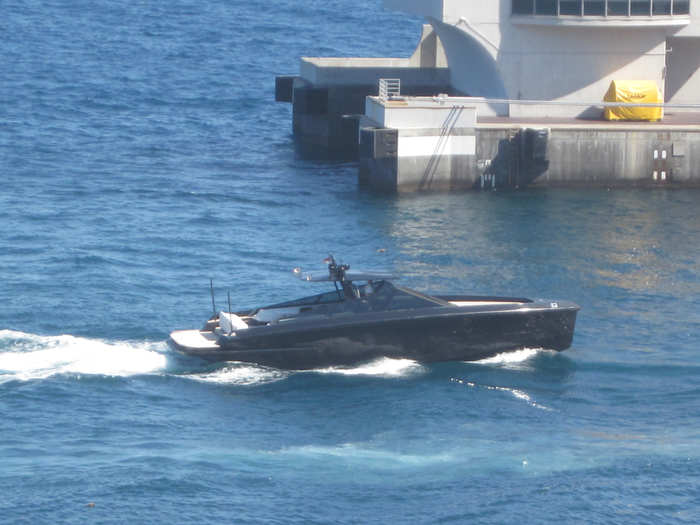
[560,0,583,14]
[512,0,535,14]
[608,0,630,15]
[512,0,691,17]
[674,0,690,14]
[653,0,672,14]
[584,0,606,15]
[535,0,558,15]
[631,0,651,15]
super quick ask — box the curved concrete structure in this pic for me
[429,20,508,115]
[384,0,700,117]
[276,1,700,191]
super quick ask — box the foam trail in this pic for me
[472,348,544,366]
[0,330,167,383]
[276,443,453,467]
[451,377,551,411]
[185,363,289,386]
[313,357,424,377]
[184,357,423,385]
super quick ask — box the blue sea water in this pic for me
[1,1,699,523]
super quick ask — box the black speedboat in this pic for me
[168,257,579,369]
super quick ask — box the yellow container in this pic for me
[603,80,663,121]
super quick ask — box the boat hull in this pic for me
[168,302,578,370]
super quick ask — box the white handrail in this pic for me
[379,78,401,100]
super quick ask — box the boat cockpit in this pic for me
[209,256,530,337]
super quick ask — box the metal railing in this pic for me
[379,79,401,100]
[416,95,700,110]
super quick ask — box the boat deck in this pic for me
[170,329,219,349]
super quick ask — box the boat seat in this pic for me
[252,307,302,323]
[219,311,249,333]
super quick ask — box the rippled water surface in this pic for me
[2,1,699,523]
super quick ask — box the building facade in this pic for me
[384,0,700,117]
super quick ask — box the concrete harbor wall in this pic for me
[276,25,455,160]
[534,127,700,187]
[275,3,700,190]
[359,119,700,192]
[279,73,700,191]
[286,77,452,160]
[384,0,700,118]
[359,126,480,192]
[359,97,479,191]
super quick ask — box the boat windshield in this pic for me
[368,281,448,311]
[266,289,346,308]
[261,280,447,312]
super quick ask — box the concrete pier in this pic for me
[275,1,700,191]
[276,25,455,160]
[358,94,700,191]
[359,96,478,191]
[480,115,700,188]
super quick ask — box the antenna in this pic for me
[227,291,232,317]
[210,279,216,316]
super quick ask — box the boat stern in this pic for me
[168,329,221,356]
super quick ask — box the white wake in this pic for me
[473,347,543,366]
[273,443,453,468]
[0,329,167,383]
[185,363,289,386]
[312,357,425,377]
[185,357,424,385]
[1,329,543,385]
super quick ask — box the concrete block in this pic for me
[275,76,296,103]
